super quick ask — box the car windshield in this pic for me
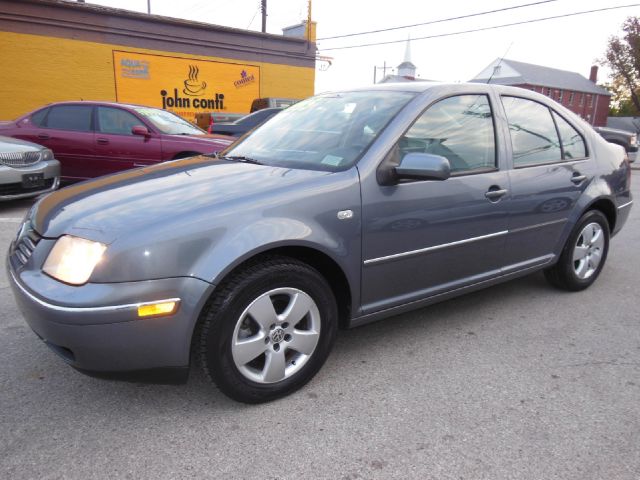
[223,90,416,171]
[132,107,205,135]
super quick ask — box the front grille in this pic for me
[11,227,42,268]
[0,150,42,167]
[0,178,54,196]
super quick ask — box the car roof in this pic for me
[36,101,159,110]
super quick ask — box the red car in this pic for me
[0,102,234,182]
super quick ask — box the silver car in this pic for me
[7,83,633,403]
[0,135,60,201]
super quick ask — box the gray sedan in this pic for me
[7,83,633,403]
[0,135,60,201]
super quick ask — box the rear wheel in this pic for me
[544,210,610,291]
[197,256,338,403]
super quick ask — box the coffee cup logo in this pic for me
[183,65,207,96]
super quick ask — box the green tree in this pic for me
[602,16,640,115]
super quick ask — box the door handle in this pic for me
[96,138,109,145]
[485,187,508,200]
[571,173,586,184]
[37,133,50,140]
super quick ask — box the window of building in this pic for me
[45,105,93,132]
[579,93,584,106]
[558,90,563,102]
[545,87,552,97]
[552,112,587,159]
[588,95,594,107]
[568,92,575,106]
[501,96,562,167]
[398,94,496,174]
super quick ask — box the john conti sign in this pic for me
[113,51,261,122]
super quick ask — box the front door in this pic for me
[94,106,163,177]
[361,94,510,313]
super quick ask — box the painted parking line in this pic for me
[0,218,23,223]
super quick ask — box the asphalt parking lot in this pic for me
[1,174,639,480]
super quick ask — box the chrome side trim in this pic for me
[9,269,180,314]
[507,218,567,234]
[617,200,633,210]
[364,230,508,266]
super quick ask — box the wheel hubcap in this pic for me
[231,288,321,384]
[572,222,605,280]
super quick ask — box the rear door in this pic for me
[94,106,163,175]
[499,96,592,269]
[36,104,95,181]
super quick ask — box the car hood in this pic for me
[0,135,42,152]
[31,156,332,242]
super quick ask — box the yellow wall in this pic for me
[0,31,315,120]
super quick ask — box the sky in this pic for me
[85,0,638,93]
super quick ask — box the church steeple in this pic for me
[397,37,416,79]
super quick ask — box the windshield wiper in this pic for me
[220,155,263,165]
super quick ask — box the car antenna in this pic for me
[486,42,513,84]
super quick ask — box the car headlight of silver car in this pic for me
[40,148,54,161]
[43,235,107,285]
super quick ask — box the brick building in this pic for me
[471,58,611,126]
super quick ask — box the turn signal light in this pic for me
[137,300,179,318]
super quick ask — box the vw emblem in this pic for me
[271,328,285,343]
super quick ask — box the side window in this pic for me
[30,108,49,127]
[46,105,93,132]
[553,112,587,159]
[97,107,144,135]
[502,96,561,167]
[399,95,496,174]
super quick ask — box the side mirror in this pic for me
[395,153,450,181]
[132,125,150,137]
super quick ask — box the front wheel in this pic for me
[544,210,610,291]
[197,256,338,403]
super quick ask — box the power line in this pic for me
[318,0,560,41]
[320,4,640,51]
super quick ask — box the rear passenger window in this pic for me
[400,95,496,174]
[552,112,587,159]
[502,96,561,167]
[30,108,48,127]
[46,105,93,132]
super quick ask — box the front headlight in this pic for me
[43,235,107,285]
[40,148,54,161]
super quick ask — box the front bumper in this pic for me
[8,259,214,383]
[0,159,60,201]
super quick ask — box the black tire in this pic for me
[544,210,610,291]
[196,256,338,403]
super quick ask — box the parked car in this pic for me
[0,135,60,201]
[0,102,234,182]
[209,108,282,137]
[8,83,632,403]
[593,126,638,162]
[195,112,244,131]
[250,97,298,112]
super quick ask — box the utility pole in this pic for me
[261,0,267,33]
[147,0,151,14]
[373,62,391,84]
